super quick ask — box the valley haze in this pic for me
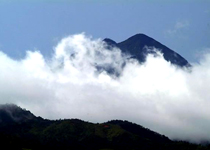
[0,33,210,143]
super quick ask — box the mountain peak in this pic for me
[128,33,149,38]
[103,38,117,48]
[103,38,117,44]
[0,104,36,124]
[123,33,154,43]
[104,33,190,67]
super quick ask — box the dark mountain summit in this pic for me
[103,38,118,47]
[0,104,209,150]
[0,104,36,124]
[104,34,190,67]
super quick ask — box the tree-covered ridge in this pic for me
[0,104,209,150]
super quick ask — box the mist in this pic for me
[0,33,210,143]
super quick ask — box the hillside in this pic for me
[0,104,209,150]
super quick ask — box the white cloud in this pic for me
[175,21,189,29]
[1,33,210,143]
[165,20,189,37]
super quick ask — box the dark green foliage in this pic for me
[107,120,170,143]
[0,104,209,150]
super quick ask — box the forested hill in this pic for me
[0,104,209,150]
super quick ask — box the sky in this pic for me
[0,0,209,62]
[0,0,210,144]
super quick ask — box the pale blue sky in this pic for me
[0,0,209,62]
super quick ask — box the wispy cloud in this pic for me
[175,21,189,29]
[165,20,190,38]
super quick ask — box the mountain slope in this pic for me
[0,104,36,124]
[104,34,190,67]
[0,104,209,150]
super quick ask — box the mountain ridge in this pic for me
[0,104,36,124]
[104,33,190,67]
[0,104,209,150]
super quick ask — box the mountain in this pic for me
[0,104,209,150]
[0,104,36,124]
[104,34,190,67]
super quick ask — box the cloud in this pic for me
[175,21,189,29]
[0,33,210,143]
[165,21,189,38]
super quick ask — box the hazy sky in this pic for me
[0,0,209,62]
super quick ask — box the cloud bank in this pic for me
[0,33,210,143]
